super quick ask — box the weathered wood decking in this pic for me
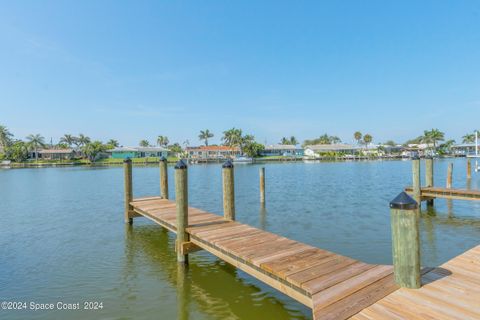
[405,186,480,201]
[131,196,399,320]
[351,245,480,319]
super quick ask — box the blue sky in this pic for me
[0,1,479,146]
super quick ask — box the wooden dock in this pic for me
[131,196,399,320]
[351,245,480,320]
[405,186,480,201]
[123,159,480,319]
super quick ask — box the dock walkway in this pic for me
[352,245,480,319]
[131,196,398,320]
[405,186,480,201]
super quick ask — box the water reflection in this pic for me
[259,206,267,230]
[124,225,310,320]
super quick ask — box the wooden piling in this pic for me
[425,157,434,207]
[412,157,421,206]
[124,158,133,224]
[260,167,265,205]
[222,160,235,221]
[390,192,421,289]
[160,156,169,199]
[447,163,453,189]
[175,160,189,264]
[467,159,471,180]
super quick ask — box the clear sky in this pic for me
[0,1,479,146]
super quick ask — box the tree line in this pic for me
[0,123,478,162]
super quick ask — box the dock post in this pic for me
[390,192,421,289]
[467,159,471,180]
[260,167,266,206]
[412,157,421,208]
[425,157,434,207]
[124,158,134,224]
[222,160,235,221]
[175,160,189,264]
[446,163,453,189]
[160,156,169,199]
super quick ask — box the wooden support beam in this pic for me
[390,192,421,289]
[446,163,453,189]
[425,157,434,207]
[160,156,169,199]
[412,157,421,208]
[124,158,134,224]
[177,241,202,254]
[175,160,189,264]
[222,160,235,221]
[260,167,266,206]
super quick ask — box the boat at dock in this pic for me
[232,156,253,163]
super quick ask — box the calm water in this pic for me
[1,158,479,319]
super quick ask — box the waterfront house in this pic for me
[109,146,169,159]
[35,148,77,160]
[186,146,241,160]
[260,144,304,157]
[451,143,477,156]
[304,144,361,157]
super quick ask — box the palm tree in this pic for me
[26,134,46,162]
[330,136,341,144]
[77,134,91,147]
[280,137,290,145]
[59,134,76,147]
[363,134,373,147]
[198,130,214,146]
[0,125,13,148]
[354,132,362,145]
[422,129,445,150]
[462,133,476,144]
[157,135,169,147]
[139,140,150,147]
[289,136,298,145]
[222,128,243,148]
[107,139,119,147]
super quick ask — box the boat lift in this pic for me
[467,130,480,172]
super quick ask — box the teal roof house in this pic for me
[109,146,169,159]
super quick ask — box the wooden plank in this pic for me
[313,273,398,320]
[312,265,394,311]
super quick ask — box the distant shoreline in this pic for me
[0,155,465,169]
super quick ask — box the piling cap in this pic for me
[390,192,418,210]
[222,159,234,168]
[174,159,187,169]
[123,157,132,163]
[159,156,167,162]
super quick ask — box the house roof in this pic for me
[39,149,75,154]
[186,145,240,151]
[264,144,301,150]
[305,144,360,151]
[109,146,169,152]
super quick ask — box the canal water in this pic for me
[1,158,479,319]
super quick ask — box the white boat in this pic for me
[232,156,253,164]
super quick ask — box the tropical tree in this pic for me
[0,125,13,148]
[243,141,265,158]
[281,136,298,145]
[77,134,91,147]
[106,139,119,148]
[157,135,169,147]
[198,130,214,146]
[168,143,183,154]
[222,128,243,148]
[438,139,456,155]
[139,140,150,147]
[56,142,69,149]
[82,141,107,162]
[421,129,445,150]
[26,134,46,162]
[5,141,28,162]
[59,134,76,147]
[363,134,373,147]
[384,140,396,147]
[330,136,342,144]
[354,132,362,145]
[462,132,476,144]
